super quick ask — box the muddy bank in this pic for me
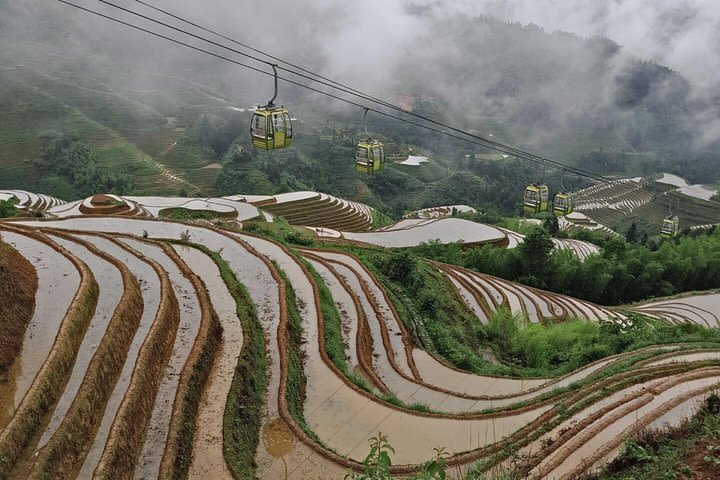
[0,237,37,376]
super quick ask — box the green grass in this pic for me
[158,208,228,221]
[192,247,266,480]
[298,256,372,392]
[239,218,317,246]
[277,265,323,446]
[340,246,720,378]
[370,209,395,230]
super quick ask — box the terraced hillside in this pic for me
[242,191,376,232]
[1,207,720,479]
[0,66,222,197]
[569,176,720,234]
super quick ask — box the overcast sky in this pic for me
[419,0,720,93]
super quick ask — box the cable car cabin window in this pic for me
[373,146,382,162]
[524,189,538,204]
[555,196,566,208]
[284,112,292,138]
[356,146,369,162]
[540,188,549,201]
[273,113,285,133]
[251,114,267,139]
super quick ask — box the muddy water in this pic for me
[446,274,487,323]
[174,246,241,480]
[311,251,412,378]
[646,394,709,431]
[11,220,565,469]
[412,350,546,398]
[646,351,720,367]
[15,219,284,414]
[312,258,483,411]
[119,239,200,480]
[466,273,504,307]
[484,277,528,320]
[454,271,496,310]
[36,234,123,449]
[306,258,358,367]
[635,294,720,327]
[242,236,553,465]
[636,304,713,327]
[501,281,542,322]
[0,231,80,428]
[75,234,162,478]
[540,375,720,479]
[513,377,668,466]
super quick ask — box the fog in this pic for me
[422,0,720,93]
[1,0,719,150]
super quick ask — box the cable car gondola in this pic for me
[661,215,679,238]
[552,172,574,216]
[523,160,548,214]
[250,64,292,151]
[552,193,573,216]
[524,183,549,214]
[355,108,384,174]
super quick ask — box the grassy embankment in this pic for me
[277,266,324,445]
[198,247,267,479]
[587,394,720,480]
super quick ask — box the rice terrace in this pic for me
[2,1,720,480]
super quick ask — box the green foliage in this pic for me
[284,230,314,246]
[158,208,227,221]
[195,248,266,480]
[32,131,132,199]
[410,226,720,306]
[591,394,720,480]
[0,199,21,218]
[482,309,720,372]
[345,433,448,480]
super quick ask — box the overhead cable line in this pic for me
[86,0,612,182]
[59,0,691,223]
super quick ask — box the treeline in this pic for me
[411,227,720,306]
[33,131,132,199]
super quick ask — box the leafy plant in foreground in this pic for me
[345,433,449,480]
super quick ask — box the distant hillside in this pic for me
[1,1,718,214]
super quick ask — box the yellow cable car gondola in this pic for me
[524,183,549,214]
[523,160,549,214]
[661,215,679,238]
[552,192,573,216]
[355,108,384,174]
[552,172,574,216]
[250,64,292,151]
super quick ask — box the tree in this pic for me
[33,131,132,198]
[626,223,639,243]
[544,215,559,236]
[518,227,554,281]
